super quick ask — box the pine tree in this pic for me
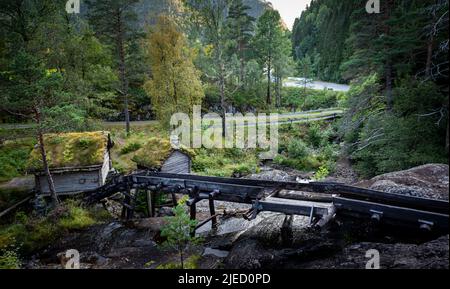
[86,0,139,135]
[226,0,255,84]
[253,9,284,105]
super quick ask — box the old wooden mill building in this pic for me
[28,132,193,195]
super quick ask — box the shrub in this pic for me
[0,138,35,182]
[0,247,20,269]
[287,139,310,159]
[120,142,142,155]
[308,123,327,148]
[313,165,330,180]
[160,197,201,269]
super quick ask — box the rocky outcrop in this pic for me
[26,220,165,269]
[246,169,294,182]
[356,164,449,200]
[300,235,449,269]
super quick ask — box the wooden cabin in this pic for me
[28,131,113,195]
[132,137,193,174]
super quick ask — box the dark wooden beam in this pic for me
[333,196,449,232]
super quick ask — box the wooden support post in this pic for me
[121,191,129,219]
[171,192,177,207]
[209,190,219,229]
[126,187,134,220]
[281,214,294,247]
[146,190,153,217]
[151,191,156,217]
[209,196,217,229]
[190,202,196,221]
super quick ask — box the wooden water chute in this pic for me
[84,172,450,234]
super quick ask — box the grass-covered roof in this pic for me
[28,131,110,171]
[132,137,194,169]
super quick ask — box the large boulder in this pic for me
[356,164,449,200]
[246,169,294,182]
[300,235,449,269]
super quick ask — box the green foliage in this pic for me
[253,8,286,105]
[313,165,329,181]
[275,122,340,172]
[120,142,142,155]
[144,15,204,128]
[0,138,35,182]
[192,148,259,177]
[343,76,448,177]
[281,87,344,111]
[0,246,20,269]
[160,196,201,269]
[156,254,201,269]
[59,200,97,230]
[0,201,110,255]
[308,123,328,148]
[287,139,310,159]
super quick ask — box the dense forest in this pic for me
[293,0,449,176]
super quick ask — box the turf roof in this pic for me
[131,137,194,169]
[28,131,110,171]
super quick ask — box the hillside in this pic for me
[126,0,272,27]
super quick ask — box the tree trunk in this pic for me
[425,35,434,78]
[267,58,272,105]
[385,61,393,111]
[35,109,59,206]
[383,0,394,111]
[116,11,130,135]
[446,115,449,155]
[220,58,226,138]
[239,40,245,85]
[180,249,184,269]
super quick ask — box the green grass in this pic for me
[0,138,35,183]
[156,254,201,269]
[0,200,111,259]
[192,148,260,177]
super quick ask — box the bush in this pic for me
[308,123,327,148]
[281,87,343,111]
[313,165,330,180]
[0,247,20,269]
[0,138,35,182]
[287,139,310,159]
[120,142,142,155]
